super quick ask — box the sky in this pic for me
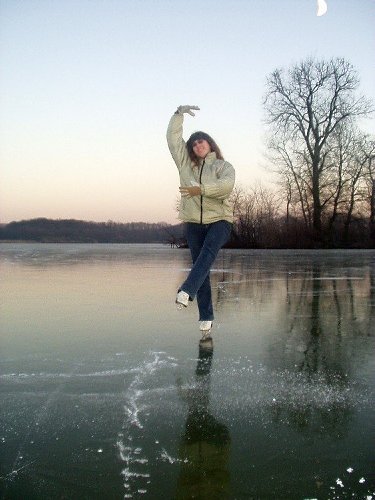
[1,0,374,225]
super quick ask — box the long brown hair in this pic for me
[186,131,224,165]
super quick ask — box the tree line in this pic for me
[1,204,373,247]
[0,218,185,245]
[229,183,373,248]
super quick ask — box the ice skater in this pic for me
[167,105,235,337]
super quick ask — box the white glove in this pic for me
[176,105,200,116]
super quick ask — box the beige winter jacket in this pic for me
[167,112,235,224]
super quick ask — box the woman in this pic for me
[167,105,235,337]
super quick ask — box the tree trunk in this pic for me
[370,179,375,246]
[312,160,322,236]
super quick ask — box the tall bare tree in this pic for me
[264,57,373,239]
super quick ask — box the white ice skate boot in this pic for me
[199,321,213,339]
[176,290,189,309]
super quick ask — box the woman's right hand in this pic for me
[176,105,200,116]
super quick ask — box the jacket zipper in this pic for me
[199,160,205,224]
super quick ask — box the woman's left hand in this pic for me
[179,186,201,197]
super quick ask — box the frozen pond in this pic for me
[0,243,374,499]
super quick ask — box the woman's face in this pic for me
[192,139,211,159]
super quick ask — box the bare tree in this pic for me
[267,135,312,228]
[325,122,355,231]
[264,57,373,239]
[230,184,281,247]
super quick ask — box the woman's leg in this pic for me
[182,223,213,320]
[196,273,213,321]
[180,221,232,319]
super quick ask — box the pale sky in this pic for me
[1,0,374,224]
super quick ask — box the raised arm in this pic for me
[166,105,200,170]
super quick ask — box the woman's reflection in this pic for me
[175,340,231,499]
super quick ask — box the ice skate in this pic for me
[176,290,189,309]
[199,320,213,340]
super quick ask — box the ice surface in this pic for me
[1,244,374,499]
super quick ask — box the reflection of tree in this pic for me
[367,268,375,334]
[175,343,231,499]
[270,400,352,440]
[208,250,373,496]
[213,252,277,314]
[298,263,323,375]
[270,260,361,436]
[280,256,373,380]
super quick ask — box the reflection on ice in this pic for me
[1,244,374,499]
[176,342,231,499]
[1,346,374,499]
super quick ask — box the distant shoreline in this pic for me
[0,218,185,246]
[1,218,374,249]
